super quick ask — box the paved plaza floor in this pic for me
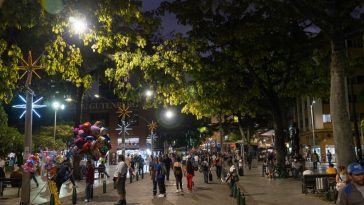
[0,162,335,205]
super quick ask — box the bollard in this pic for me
[240,192,245,205]
[130,173,133,183]
[234,185,239,199]
[136,172,139,181]
[72,187,77,204]
[50,193,55,205]
[237,189,241,205]
[103,180,107,193]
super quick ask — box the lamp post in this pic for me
[310,100,316,148]
[52,101,65,142]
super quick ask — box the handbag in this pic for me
[336,182,345,191]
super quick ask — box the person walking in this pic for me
[336,162,364,205]
[335,165,349,200]
[311,151,319,171]
[114,155,128,205]
[137,155,144,176]
[156,156,167,197]
[98,161,110,178]
[84,160,94,202]
[164,154,172,181]
[30,167,39,188]
[225,159,239,197]
[327,150,333,165]
[185,160,195,192]
[201,157,209,183]
[149,156,158,196]
[215,155,222,179]
[247,153,253,170]
[173,157,183,193]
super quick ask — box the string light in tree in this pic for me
[12,95,47,119]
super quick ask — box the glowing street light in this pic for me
[310,100,316,147]
[145,89,153,98]
[52,101,65,142]
[69,16,87,34]
[165,109,175,119]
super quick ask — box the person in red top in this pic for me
[84,160,94,202]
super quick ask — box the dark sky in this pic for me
[142,0,190,36]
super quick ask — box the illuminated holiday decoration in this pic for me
[12,95,47,119]
[116,104,132,119]
[115,120,132,135]
[147,120,158,132]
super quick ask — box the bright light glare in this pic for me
[53,101,65,110]
[52,101,60,109]
[146,149,151,155]
[94,94,100,98]
[69,16,87,34]
[145,90,153,97]
[65,96,73,102]
[165,110,175,119]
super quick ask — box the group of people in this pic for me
[112,152,233,205]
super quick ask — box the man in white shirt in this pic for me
[114,155,128,205]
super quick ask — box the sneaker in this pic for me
[158,194,165,197]
[176,189,180,193]
[84,199,88,202]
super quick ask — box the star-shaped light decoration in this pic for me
[147,133,158,141]
[12,95,47,119]
[116,104,132,119]
[115,120,132,135]
[17,51,43,85]
[147,120,158,132]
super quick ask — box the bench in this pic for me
[0,177,22,197]
[301,174,336,194]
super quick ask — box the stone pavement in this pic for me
[0,162,336,205]
[0,165,236,205]
[235,162,333,205]
[58,168,236,205]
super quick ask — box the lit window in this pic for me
[323,114,332,123]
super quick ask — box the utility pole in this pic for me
[18,51,43,205]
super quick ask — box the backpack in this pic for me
[174,166,182,176]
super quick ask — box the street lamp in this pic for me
[69,16,87,34]
[52,101,65,142]
[145,89,153,98]
[310,100,316,147]
[165,109,175,119]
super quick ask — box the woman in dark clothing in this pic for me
[173,157,183,192]
[185,160,195,192]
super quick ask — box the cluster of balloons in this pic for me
[71,121,111,161]
[44,150,65,169]
[22,153,40,173]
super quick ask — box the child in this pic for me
[84,160,94,202]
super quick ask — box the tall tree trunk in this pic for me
[74,87,85,127]
[272,109,287,173]
[330,35,356,167]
